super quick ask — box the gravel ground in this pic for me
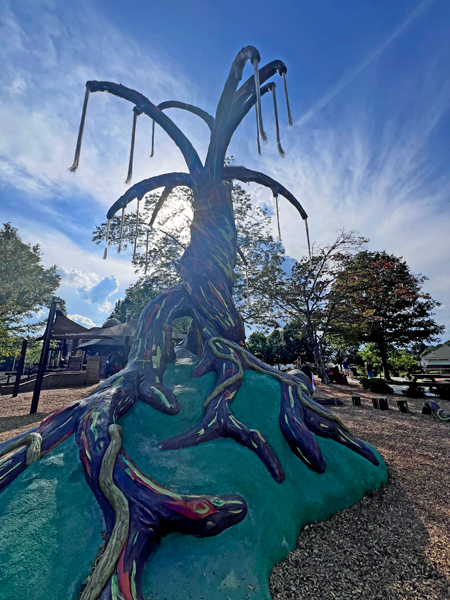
[1,380,450,599]
[0,385,98,443]
[271,379,450,600]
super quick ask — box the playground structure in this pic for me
[0,47,387,600]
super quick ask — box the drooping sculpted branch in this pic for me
[106,173,193,220]
[157,100,215,131]
[224,166,308,220]
[70,81,203,177]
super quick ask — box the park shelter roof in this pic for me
[38,310,91,339]
[77,319,139,339]
[420,343,450,364]
[77,338,124,349]
[45,313,185,342]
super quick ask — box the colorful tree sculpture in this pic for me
[0,47,380,600]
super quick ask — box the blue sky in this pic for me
[1,0,449,339]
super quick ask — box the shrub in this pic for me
[430,384,450,400]
[359,376,370,389]
[368,378,394,394]
[402,384,426,398]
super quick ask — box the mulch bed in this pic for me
[1,380,450,599]
[271,379,450,600]
[0,385,98,443]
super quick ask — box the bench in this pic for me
[0,371,17,385]
[403,380,447,388]
[412,374,450,383]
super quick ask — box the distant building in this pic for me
[420,343,450,371]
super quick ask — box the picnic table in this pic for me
[399,374,450,389]
[1,371,17,385]
[411,373,450,384]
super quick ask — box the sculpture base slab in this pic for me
[0,358,388,600]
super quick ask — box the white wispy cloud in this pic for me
[1,0,448,343]
[0,0,211,328]
[58,267,100,289]
[77,275,119,313]
[77,275,119,314]
[0,0,203,210]
[238,76,450,339]
[295,0,437,128]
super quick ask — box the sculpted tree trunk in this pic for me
[0,47,379,600]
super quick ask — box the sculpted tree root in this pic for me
[0,291,379,600]
[0,46,380,600]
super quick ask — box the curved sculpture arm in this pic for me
[86,81,203,176]
[158,101,215,131]
[206,59,287,172]
[106,172,193,219]
[215,45,261,122]
[218,83,273,161]
[223,166,308,220]
[206,45,261,174]
[224,63,288,146]
[234,60,287,108]
[149,186,174,229]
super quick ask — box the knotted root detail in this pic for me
[79,425,129,600]
[0,432,43,467]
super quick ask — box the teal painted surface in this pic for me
[121,359,388,600]
[0,437,104,600]
[0,358,387,600]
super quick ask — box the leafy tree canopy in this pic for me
[255,229,368,380]
[0,223,62,356]
[358,343,418,377]
[337,250,444,379]
[247,321,313,367]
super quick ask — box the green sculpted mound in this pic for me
[0,358,387,600]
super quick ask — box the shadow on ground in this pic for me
[0,413,48,436]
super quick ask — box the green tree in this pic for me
[247,322,313,366]
[0,223,62,356]
[95,184,285,327]
[266,329,284,368]
[247,331,268,359]
[389,350,418,376]
[340,251,444,379]
[358,343,383,374]
[110,277,162,322]
[358,344,419,378]
[258,230,368,381]
[279,321,314,364]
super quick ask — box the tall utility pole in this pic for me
[29,296,62,414]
